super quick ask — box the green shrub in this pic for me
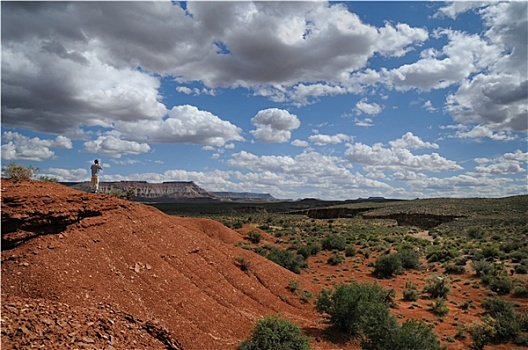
[467,316,497,350]
[423,274,451,299]
[512,284,528,298]
[234,256,251,272]
[430,298,449,317]
[481,297,520,341]
[373,254,403,278]
[396,248,420,269]
[444,263,466,274]
[297,243,320,259]
[402,281,420,301]
[39,175,58,182]
[238,315,311,350]
[2,162,39,182]
[327,250,345,265]
[345,244,357,257]
[488,275,513,294]
[315,281,390,336]
[387,319,444,350]
[321,234,346,251]
[248,230,262,244]
[263,247,307,274]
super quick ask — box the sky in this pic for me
[1,1,527,200]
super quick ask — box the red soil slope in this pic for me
[1,180,325,350]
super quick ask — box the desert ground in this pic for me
[2,179,527,349]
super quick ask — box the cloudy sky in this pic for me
[2,1,527,200]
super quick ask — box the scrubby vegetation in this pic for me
[2,162,39,182]
[315,281,444,350]
[238,316,311,350]
[152,195,528,349]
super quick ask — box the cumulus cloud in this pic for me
[83,131,151,158]
[250,108,300,143]
[475,150,527,175]
[451,124,517,141]
[344,141,461,172]
[389,132,439,149]
[291,139,309,147]
[444,1,528,133]
[1,131,72,161]
[1,1,431,127]
[228,150,390,192]
[308,133,350,145]
[116,105,244,147]
[355,99,383,115]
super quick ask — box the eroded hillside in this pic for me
[1,180,323,350]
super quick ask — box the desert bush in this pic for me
[287,279,300,293]
[481,297,521,341]
[403,281,420,301]
[262,247,307,274]
[386,319,444,350]
[327,250,345,265]
[515,264,528,274]
[109,187,136,200]
[422,274,451,299]
[467,316,497,350]
[344,244,357,257]
[373,253,403,278]
[396,248,420,269]
[248,230,262,244]
[39,175,58,182]
[315,281,389,336]
[315,281,443,350]
[512,283,528,298]
[472,260,496,278]
[321,234,346,251]
[488,275,513,294]
[444,263,466,274]
[426,247,454,263]
[430,298,449,317]
[234,256,251,272]
[238,315,311,350]
[297,243,320,259]
[482,245,502,259]
[2,162,39,182]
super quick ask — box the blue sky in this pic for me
[2,1,527,200]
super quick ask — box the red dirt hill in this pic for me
[1,180,325,350]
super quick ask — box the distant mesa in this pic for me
[61,181,279,202]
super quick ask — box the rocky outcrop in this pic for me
[63,181,218,201]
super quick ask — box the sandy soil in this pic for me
[1,180,526,349]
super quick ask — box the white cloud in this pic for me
[423,100,437,113]
[475,149,527,175]
[434,1,497,19]
[83,131,151,158]
[355,99,383,115]
[389,132,439,149]
[250,108,300,143]
[308,133,350,145]
[452,124,517,141]
[344,141,461,172]
[117,105,244,147]
[354,117,374,128]
[291,139,309,147]
[444,1,527,133]
[1,131,72,161]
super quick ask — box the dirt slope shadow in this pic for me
[1,180,323,350]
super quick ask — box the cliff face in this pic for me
[64,181,218,200]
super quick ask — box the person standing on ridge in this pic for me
[90,159,103,193]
